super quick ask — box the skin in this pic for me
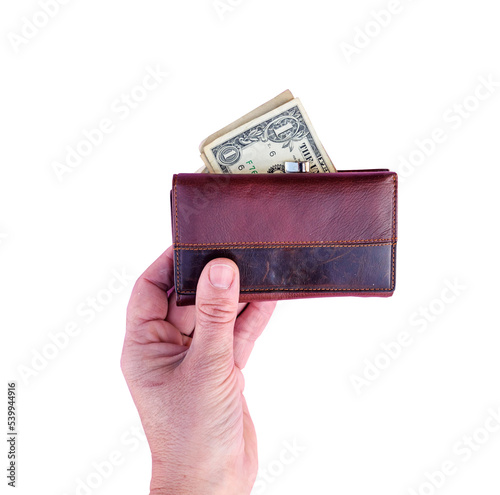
[121,247,277,494]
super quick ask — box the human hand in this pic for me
[121,247,276,495]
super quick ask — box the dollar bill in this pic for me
[200,92,336,174]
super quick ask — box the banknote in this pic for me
[200,92,336,174]
[199,90,294,173]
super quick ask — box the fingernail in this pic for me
[209,264,234,289]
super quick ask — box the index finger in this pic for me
[126,246,175,327]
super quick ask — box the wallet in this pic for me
[171,170,398,306]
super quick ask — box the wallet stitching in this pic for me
[175,238,397,248]
[174,242,393,251]
[390,175,397,291]
[179,287,393,293]
[174,176,180,292]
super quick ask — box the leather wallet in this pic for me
[171,170,398,306]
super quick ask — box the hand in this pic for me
[121,247,276,495]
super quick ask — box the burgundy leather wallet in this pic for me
[171,170,398,306]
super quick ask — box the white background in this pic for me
[1,0,500,494]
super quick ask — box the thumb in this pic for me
[189,258,240,364]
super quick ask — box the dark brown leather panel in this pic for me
[174,243,395,305]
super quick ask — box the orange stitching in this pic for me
[391,174,397,290]
[174,242,394,251]
[174,175,180,291]
[178,287,394,293]
[175,238,397,247]
[391,244,396,291]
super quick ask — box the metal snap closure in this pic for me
[284,161,310,173]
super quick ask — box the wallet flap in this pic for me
[172,171,397,305]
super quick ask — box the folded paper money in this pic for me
[171,170,398,305]
[200,90,336,174]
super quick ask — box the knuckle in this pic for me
[197,300,236,326]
